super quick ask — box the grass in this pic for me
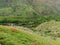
[35,20,60,37]
[0,25,60,45]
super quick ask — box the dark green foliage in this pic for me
[0,0,60,29]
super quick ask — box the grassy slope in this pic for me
[35,21,60,37]
[35,20,60,30]
[0,25,60,45]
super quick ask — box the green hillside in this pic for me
[35,21,60,37]
[0,25,60,45]
[0,0,60,45]
[0,0,60,28]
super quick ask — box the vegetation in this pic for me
[35,21,60,37]
[0,0,60,28]
[0,26,60,45]
[0,0,60,45]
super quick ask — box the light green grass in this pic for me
[0,25,60,45]
[35,20,60,37]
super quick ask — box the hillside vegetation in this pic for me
[0,26,60,45]
[35,21,60,37]
[0,0,60,45]
[0,0,60,28]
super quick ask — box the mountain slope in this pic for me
[0,0,60,15]
[35,21,60,37]
[0,25,60,45]
[26,0,60,15]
